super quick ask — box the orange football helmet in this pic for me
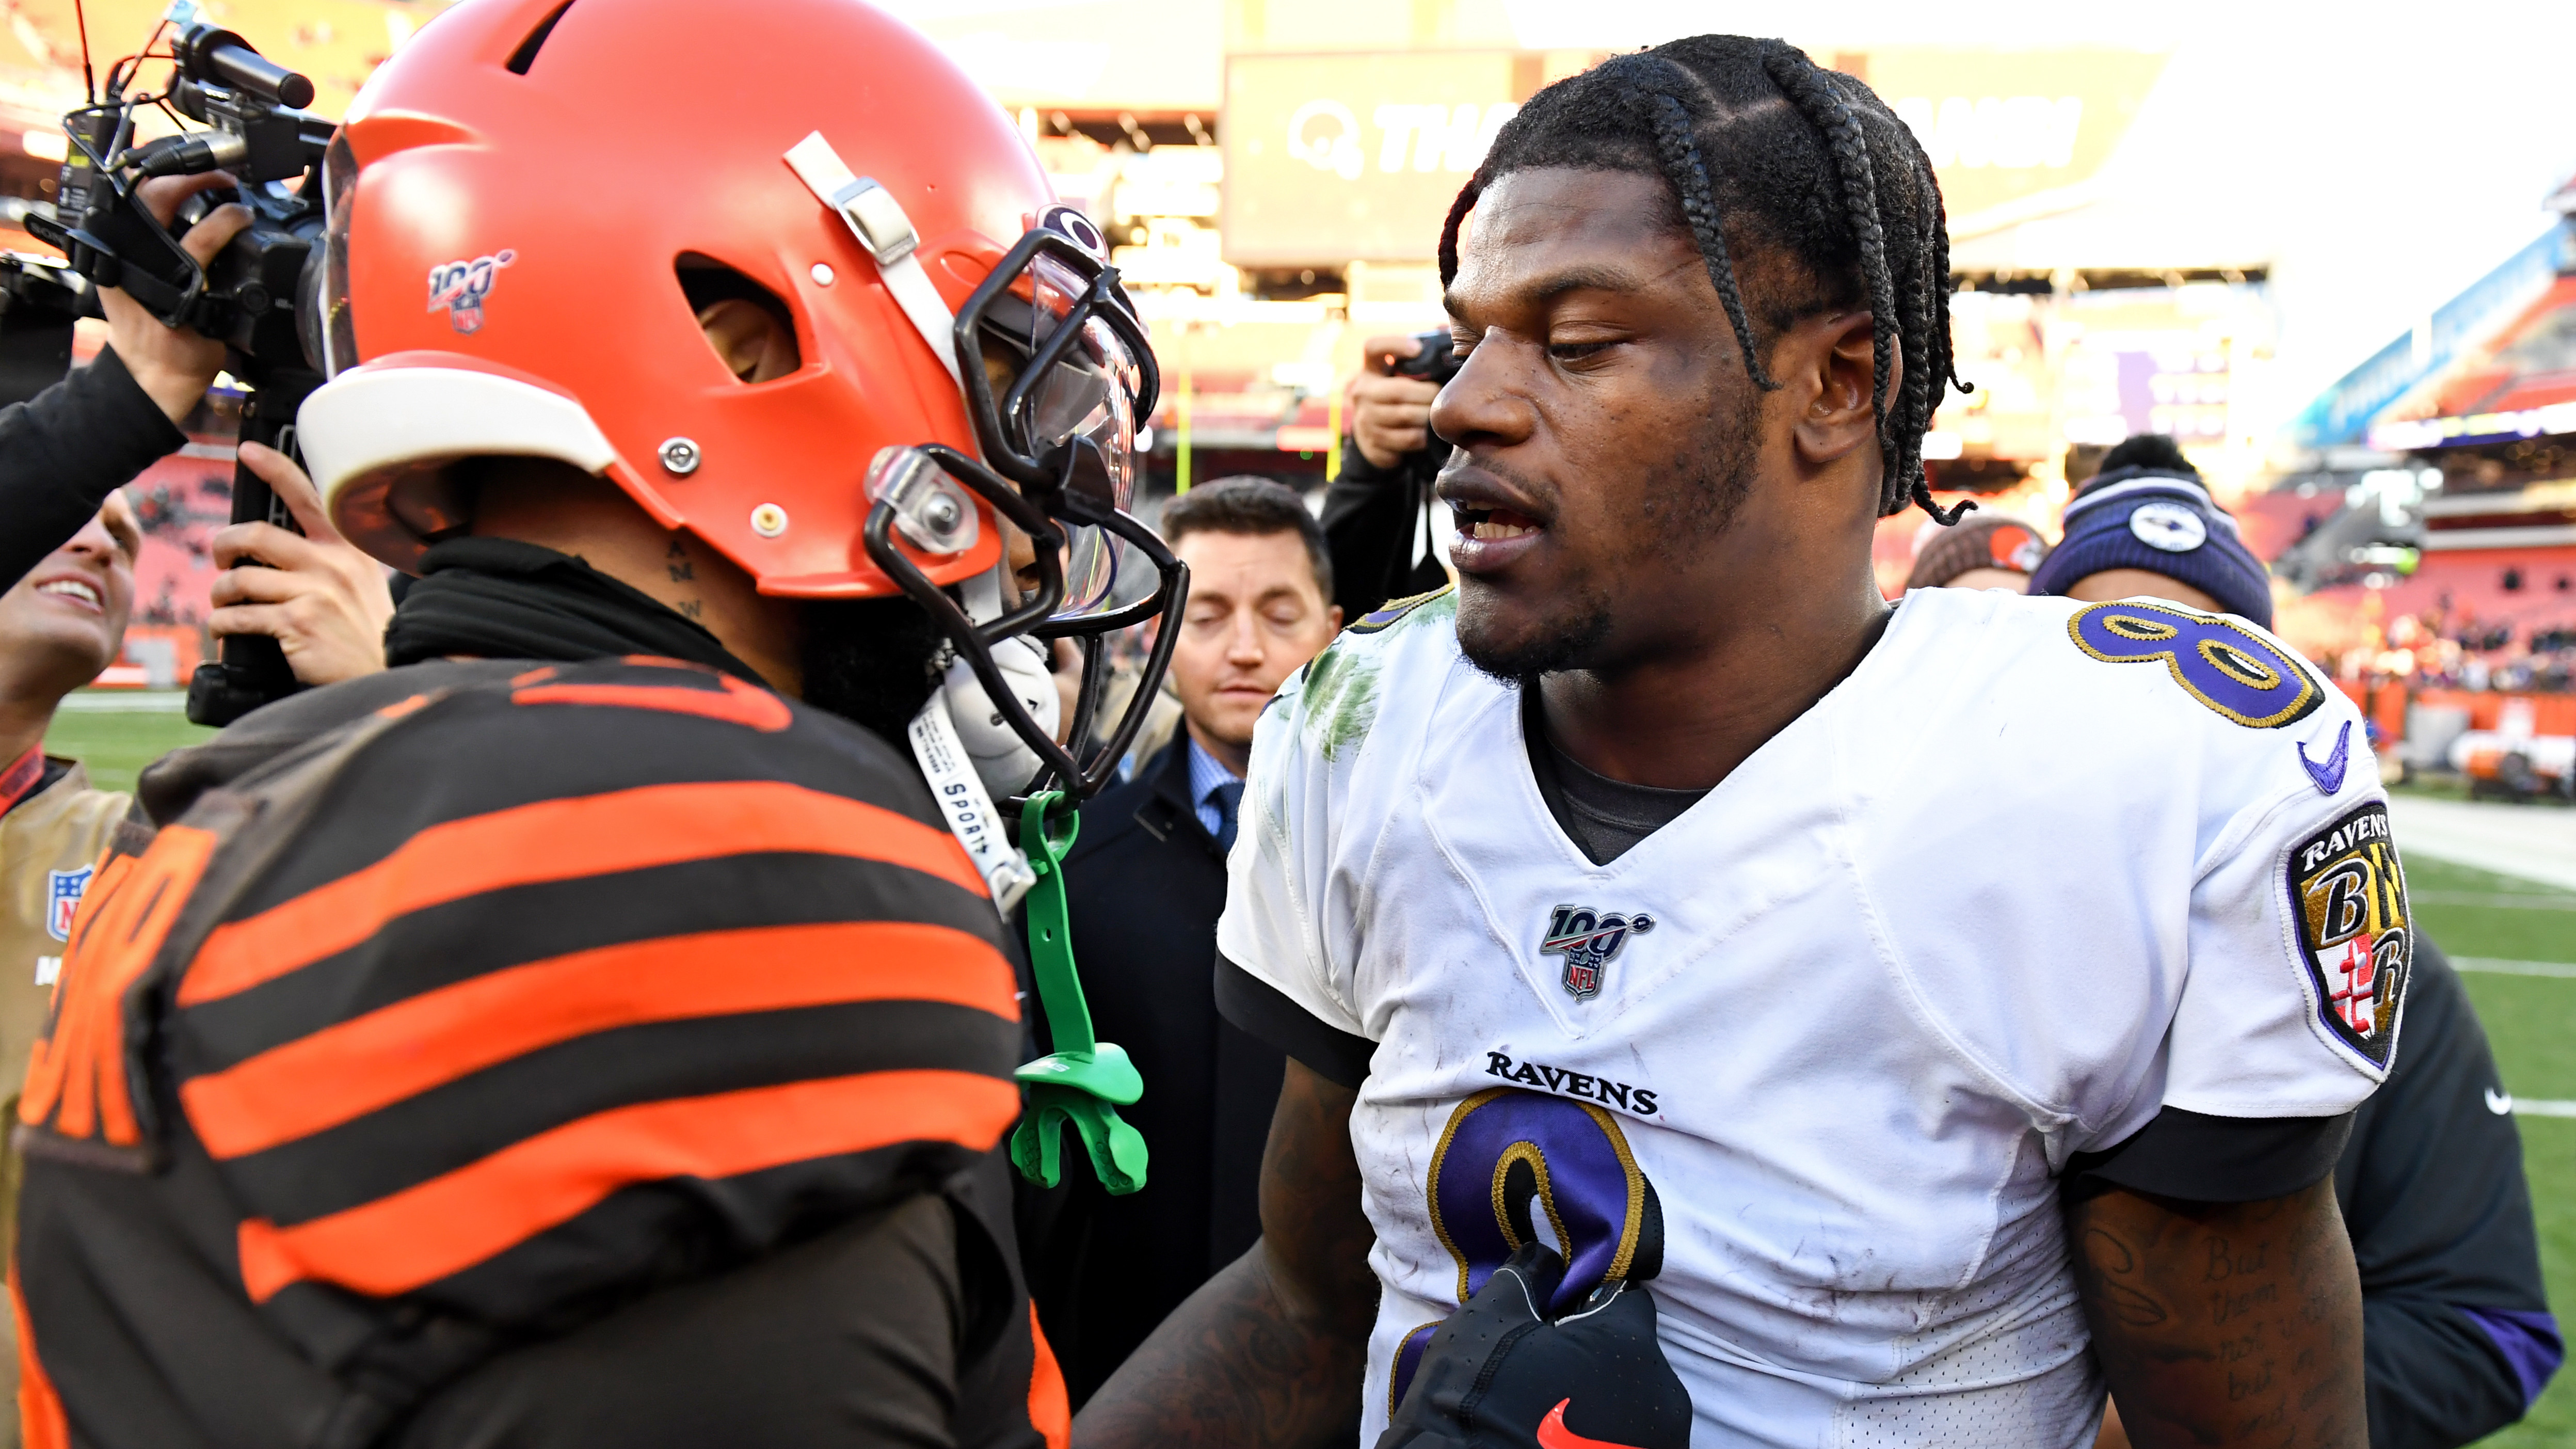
[295,0,1179,800]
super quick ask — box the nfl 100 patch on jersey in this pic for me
[1538,904,1655,1001]
[2289,802,2409,1065]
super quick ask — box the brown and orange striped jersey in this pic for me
[12,656,1068,1449]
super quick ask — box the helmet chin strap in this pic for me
[783,131,963,387]
[787,131,1048,906]
[956,557,1009,627]
[905,548,1052,913]
[905,684,1041,912]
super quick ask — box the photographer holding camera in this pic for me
[1322,331,1454,619]
[1,172,241,588]
[0,171,393,684]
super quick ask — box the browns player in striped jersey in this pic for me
[11,2,1178,1445]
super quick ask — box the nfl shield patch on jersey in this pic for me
[1539,905,1655,1002]
[45,865,93,943]
[2287,803,2409,1066]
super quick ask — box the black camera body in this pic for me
[35,25,329,360]
[26,22,330,725]
[1392,327,1462,387]
[0,252,94,407]
[179,183,328,364]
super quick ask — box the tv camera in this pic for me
[19,19,332,725]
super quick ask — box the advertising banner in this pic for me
[1850,47,2168,237]
[1222,46,2167,268]
[1223,50,1527,267]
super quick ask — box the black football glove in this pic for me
[1377,1243,1692,1449]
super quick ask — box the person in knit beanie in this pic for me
[2027,434,2274,627]
[1905,512,2050,592]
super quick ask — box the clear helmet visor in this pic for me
[994,251,1156,620]
[300,132,359,380]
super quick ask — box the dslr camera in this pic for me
[23,20,333,725]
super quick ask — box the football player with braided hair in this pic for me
[1080,36,2398,1449]
[11,1,1183,1445]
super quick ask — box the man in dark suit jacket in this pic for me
[1040,476,1345,1404]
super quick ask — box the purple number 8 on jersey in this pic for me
[1427,1088,1663,1310]
[2068,600,2323,729]
[1390,1089,1666,1415]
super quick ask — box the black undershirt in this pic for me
[1519,686,1706,865]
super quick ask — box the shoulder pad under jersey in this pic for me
[1348,584,1457,635]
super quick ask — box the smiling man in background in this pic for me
[0,499,143,1052]
[0,498,141,1448]
[1044,476,1342,1405]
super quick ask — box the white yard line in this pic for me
[2411,892,2576,910]
[2509,1100,2576,1118]
[2451,957,2576,979]
[56,690,188,713]
[2389,797,2576,893]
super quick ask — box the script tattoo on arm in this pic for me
[2070,1176,2365,1449]
[1073,1060,1378,1448]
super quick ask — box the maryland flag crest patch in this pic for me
[2288,802,2409,1068]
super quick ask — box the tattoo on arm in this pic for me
[1073,1061,1378,1448]
[2070,1176,2365,1449]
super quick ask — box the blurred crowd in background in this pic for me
[11,0,2575,804]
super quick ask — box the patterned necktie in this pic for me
[1212,779,1245,852]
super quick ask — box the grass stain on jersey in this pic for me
[1304,590,1453,760]
[1303,647,1382,761]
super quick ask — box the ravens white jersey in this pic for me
[1217,584,2406,1448]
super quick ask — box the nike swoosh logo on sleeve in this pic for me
[2487,1088,2514,1116]
[1537,1399,1650,1449]
[2298,720,2351,796]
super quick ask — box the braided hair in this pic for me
[1438,38,1975,523]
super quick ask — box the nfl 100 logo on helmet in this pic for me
[1539,905,1654,1001]
[2288,803,2409,1066]
[426,249,516,333]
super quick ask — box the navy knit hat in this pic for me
[2028,456,2271,627]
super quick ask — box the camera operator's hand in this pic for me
[208,442,394,686]
[1346,332,1446,470]
[98,172,253,423]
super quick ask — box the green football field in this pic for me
[2412,854,2576,1448]
[42,705,216,797]
[36,703,2576,1442]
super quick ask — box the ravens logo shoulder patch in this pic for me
[2067,600,2323,729]
[2287,801,2409,1067]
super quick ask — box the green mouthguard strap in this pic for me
[1006,790,1147,1195]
